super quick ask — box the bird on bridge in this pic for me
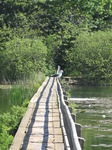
[50,70,63,78]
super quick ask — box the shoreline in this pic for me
[63,76,112,86]
[0,85,12,89]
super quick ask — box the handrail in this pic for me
[10,75,84,150]
[57,79,82,150]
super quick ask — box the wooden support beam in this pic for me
[71,113,76,122]
[78,137,85,150]
[75,123,82,137]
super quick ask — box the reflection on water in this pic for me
[70,86,112,150]
[0,89,10,114]
[70,86,112,98]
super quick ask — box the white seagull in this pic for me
[50,70,63,78]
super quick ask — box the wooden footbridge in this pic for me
[10,77,84,150]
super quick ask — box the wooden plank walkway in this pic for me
[20,77,64,150]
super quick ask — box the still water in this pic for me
[0,85,112,149]
[70,86,112,150]
[0,88,10,114]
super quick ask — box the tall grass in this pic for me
[9,72,45,106]
[0,72,45,150]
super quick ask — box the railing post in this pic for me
[65,100,69,106]
[75,123,82,137]
[64,95,68,100]
[71,113,76,122]
[78,137,85,150]
[68,106,72,113]
[63,91,67,95]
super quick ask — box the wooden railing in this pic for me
[10,76,84,150]
[57,79,85,150]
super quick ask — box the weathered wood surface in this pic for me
[10,77,64,150]
[57,80,84,150]
[10,76,84,150]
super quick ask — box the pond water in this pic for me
[0,88,10,114]
[0,85,112,149]
[70,86,112,150]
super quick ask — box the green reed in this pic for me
[0,72,45,150]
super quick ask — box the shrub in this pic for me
[0,106,25,149]
[72,30,112,85]
[1,37,47,81]
[0,126,13,150]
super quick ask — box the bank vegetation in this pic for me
[0,0,112,85]
[0,0,112,148]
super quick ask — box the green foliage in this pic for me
[9,86,28,106]
[45,23,81,74]
[69,102,77,114]
[9,72,45,105]
[0,37,47,81]
[0,72,45,149]
[0,126,13,150]
[72,30,112,85]
[61,79,71,98]
[61,0,112,30]
[0,0,112,148]
[1,106,26,135]
[22,99,30,108]
[0,105,25,149]
[0,0,112,84]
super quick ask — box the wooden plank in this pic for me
[10,77,64,150]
